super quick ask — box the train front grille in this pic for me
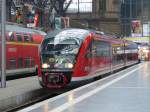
[44,73,69,87]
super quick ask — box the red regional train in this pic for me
[38,28,139,88]
[4,24,46,76]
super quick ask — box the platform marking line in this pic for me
[49,65,144,112]
[110,87,150,89]
[18,63,144,112]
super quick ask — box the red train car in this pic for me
[38,28,139,88]
[5,24,46,76]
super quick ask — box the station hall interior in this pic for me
[0,0,150,112]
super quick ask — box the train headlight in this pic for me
[42,63,50,69]
[65,63,73,68]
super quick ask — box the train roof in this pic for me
[46,28,91,40]
[45,29,115,43]
[45,28,137,45]
[46,28,120,39]
[5,24,46,36]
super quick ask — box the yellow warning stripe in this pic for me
[125,37,150,41]
[7,42,39,46]
[112,44,124,47]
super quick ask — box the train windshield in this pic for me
[43,38,80,54]
[41,29,89,69]
[42,29,89,53]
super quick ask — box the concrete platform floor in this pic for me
[19,62,150,112]
[0,76,43,111]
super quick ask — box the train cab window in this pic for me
[24,35,30,42]
[9,58,16,69]
[16,34,23,42]
[8,32,15,41]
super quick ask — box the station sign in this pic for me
[131,20,142,37]
[125,37,150,43]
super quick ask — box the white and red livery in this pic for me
[38,28,139,88]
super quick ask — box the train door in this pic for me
[97,40,111,73]
[84,39,93,75]
[23,34,32,69]
[23,34,37,69]
[112,42,125,70]
[90,40,97,73]
[125,41,139,66]
[16,33,24,69]
[7,32,18,71]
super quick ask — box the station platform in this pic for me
[0,76,42,111]
[19,62,150,112]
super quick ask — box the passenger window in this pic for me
[24,35,30,42]
[86,40,110,58]
[25,58,31,67]
[94,41,110,57]
[16,34,23,42]
[18,58,23,68]
[31,58,35,67]
[112,46,124,65]
[9,32,15,41]
[9,58,16,69]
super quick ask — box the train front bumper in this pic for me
[40,69,73,88]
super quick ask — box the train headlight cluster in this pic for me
[42,63,50,69]
[65,63,73,68]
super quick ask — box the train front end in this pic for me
[38,29,90,88]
